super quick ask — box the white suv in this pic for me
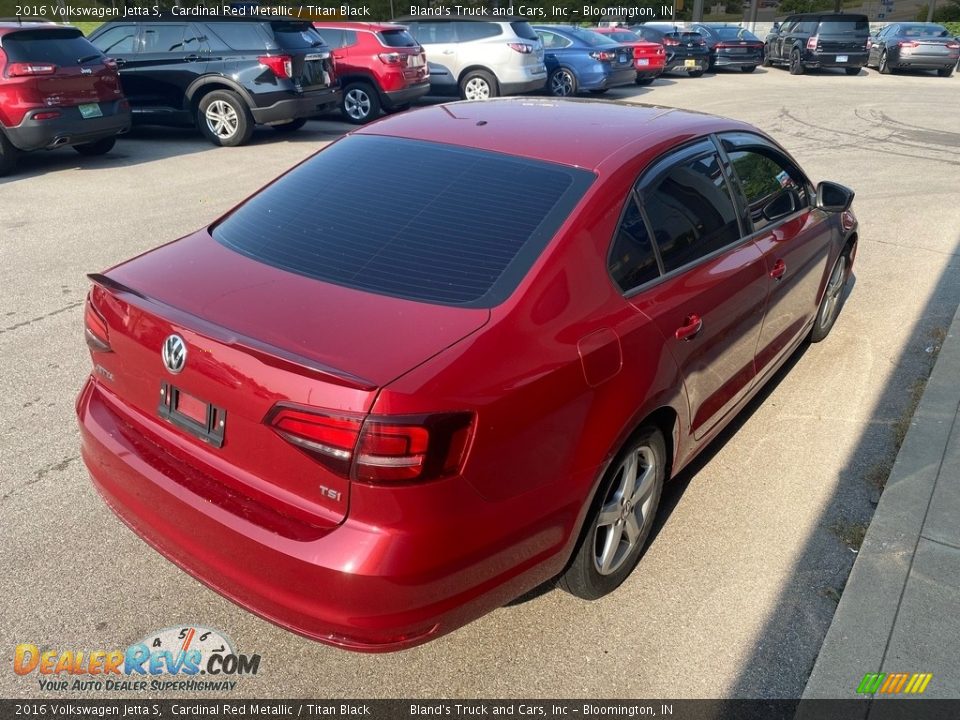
[398,18,547,99]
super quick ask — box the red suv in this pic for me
[0,22,130,175]
[313,22,429,124]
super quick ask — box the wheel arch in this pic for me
[457,65,500,87]
[185,76,256,115]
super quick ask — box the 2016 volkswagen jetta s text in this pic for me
[77,99,858,652]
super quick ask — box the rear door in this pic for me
[125,23,206,112]
[628,141,768,440]
[410,20,459,90]
[719,132,832,379]
[267,21,334,91]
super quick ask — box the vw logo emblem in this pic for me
[162,334,187,374]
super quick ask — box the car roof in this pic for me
[313,21,408,32]
[356,98,756,173]
[787,12,868,19]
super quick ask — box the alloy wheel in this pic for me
[820,255,847,330]
[463,77,491,100]
[204,100,239,140]
[344,88,372,121]
[593,445,659,575]
[550,70,575,97]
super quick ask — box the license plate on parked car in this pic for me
[836,55,848,62]
[684,58,697,67]
[158,382,226,448]
[78,103,102,119]
[637,58,650,66]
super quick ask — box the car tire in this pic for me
[459,70,498,101]
[687,68,705,77]
[0,131,18,177]
[761,46,772,66]
[845,67,861,76]
[809,250,850,343]
[197,90,254,147]
[635,77,655,86]
[342,82,381,124]
[789,48,805,75]
[73,137,116,156]
[741,65,757,73]
[559,425,666,601]
[548,67,578,97]
[879,51,892,75]
[271,118,308,132]
[937,65,954,77]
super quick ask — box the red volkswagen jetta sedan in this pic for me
[78,99,858,652]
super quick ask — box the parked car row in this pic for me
[2,16,956,176]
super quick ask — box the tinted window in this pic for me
[609,30,640,42]
[510,21,539,40]
[609,196,660,292]
[636,27,663,41]
[141,25,188,53]
[715,27,760,40]
[644,154,741,273]
[313,27,344,48]
[819,19,869,34]
[538,30,571,49]
[270,21,325,49]
[455,22,502,41]
[4,29,103,64]
[727,149,807,232]
[566,27,615,47]
[899,23,948,37]
[794,20,818,34]
[415,21,457,44]
[207,22,267,49]
[90,25,137,55]
[212,135,594,307]
[378,28,418,47]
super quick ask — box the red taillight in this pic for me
[947,41,960,50]
[589,50,617,61]
[267,406,475,484]
[507,42,533,54]
[7,62,57,77]
[807,35,819,50]
[378,52,402,64]
[258,55,293,79]
[662,37,680,46]
[84,294,111,353]
[898,40,919,49]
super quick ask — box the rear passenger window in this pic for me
[207,22,267,50]
[141,25,188,53]
[91,25,138,55]
[609,196,660,292]
[455,22,502,41]
[726,148,808,232]
[643,153,741,273]
[416,22,457,44]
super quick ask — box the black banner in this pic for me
[3,700,960,720]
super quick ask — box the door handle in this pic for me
[183,55,200,62]
[114,58,126,67]
[675,314,703,341]
[770,259,787,280]
[441,49,455,55]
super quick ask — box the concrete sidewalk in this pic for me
[804,301,960,700]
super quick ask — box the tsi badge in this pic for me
[162,334,187,374]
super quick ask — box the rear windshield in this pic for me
[715,27,760,41]
[609,30,641,42]
[899,23,949,37]
[566,27,616,47]
[212,135,594,307]
[510,21,539,41]
[378,28,418,47]
[2,29,102,65]
[269,21,326,49]
[819,19,869,34]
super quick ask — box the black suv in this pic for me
[88,19,339,146]
[763,13,869,75]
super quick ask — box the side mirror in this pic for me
[816,181,855,212]
[772,22,781,32]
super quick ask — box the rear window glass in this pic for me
[715,27,759,40]
[212,135,594,307]
[3,29,102,64]
[270,21,326,49]
[378,28,418,47]
[455,22,502,41]
[899,24,948,37]
[818,19,868,34]
[567,27,615,47]
[510,21,539,40]
[610,30,640,42]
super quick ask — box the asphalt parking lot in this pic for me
[2,65,959,699]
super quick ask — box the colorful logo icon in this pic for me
[857,672,933,695]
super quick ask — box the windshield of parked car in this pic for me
[378,28,418,47]
[609,30,641,42]
[510,21,540,40]
[565,27,617,46]
[3,28,103,65]
[715,27,760,41]
[212,135,595,307]
[818,19,869,34]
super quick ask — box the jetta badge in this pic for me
[162,334,187,374]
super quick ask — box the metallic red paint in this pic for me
[78,99,856,651]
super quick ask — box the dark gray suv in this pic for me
[89,19,340,146]
[763,13,869,75]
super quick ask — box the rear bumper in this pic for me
[382,81,431,108]
[713,53,762,68]
[803,50,868,68]
[890,54,958,70]
[498,64,548,95]
[664,54,709,72]
[250,87,341,125]
[4,100,130,152]
[77,378,570,652]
